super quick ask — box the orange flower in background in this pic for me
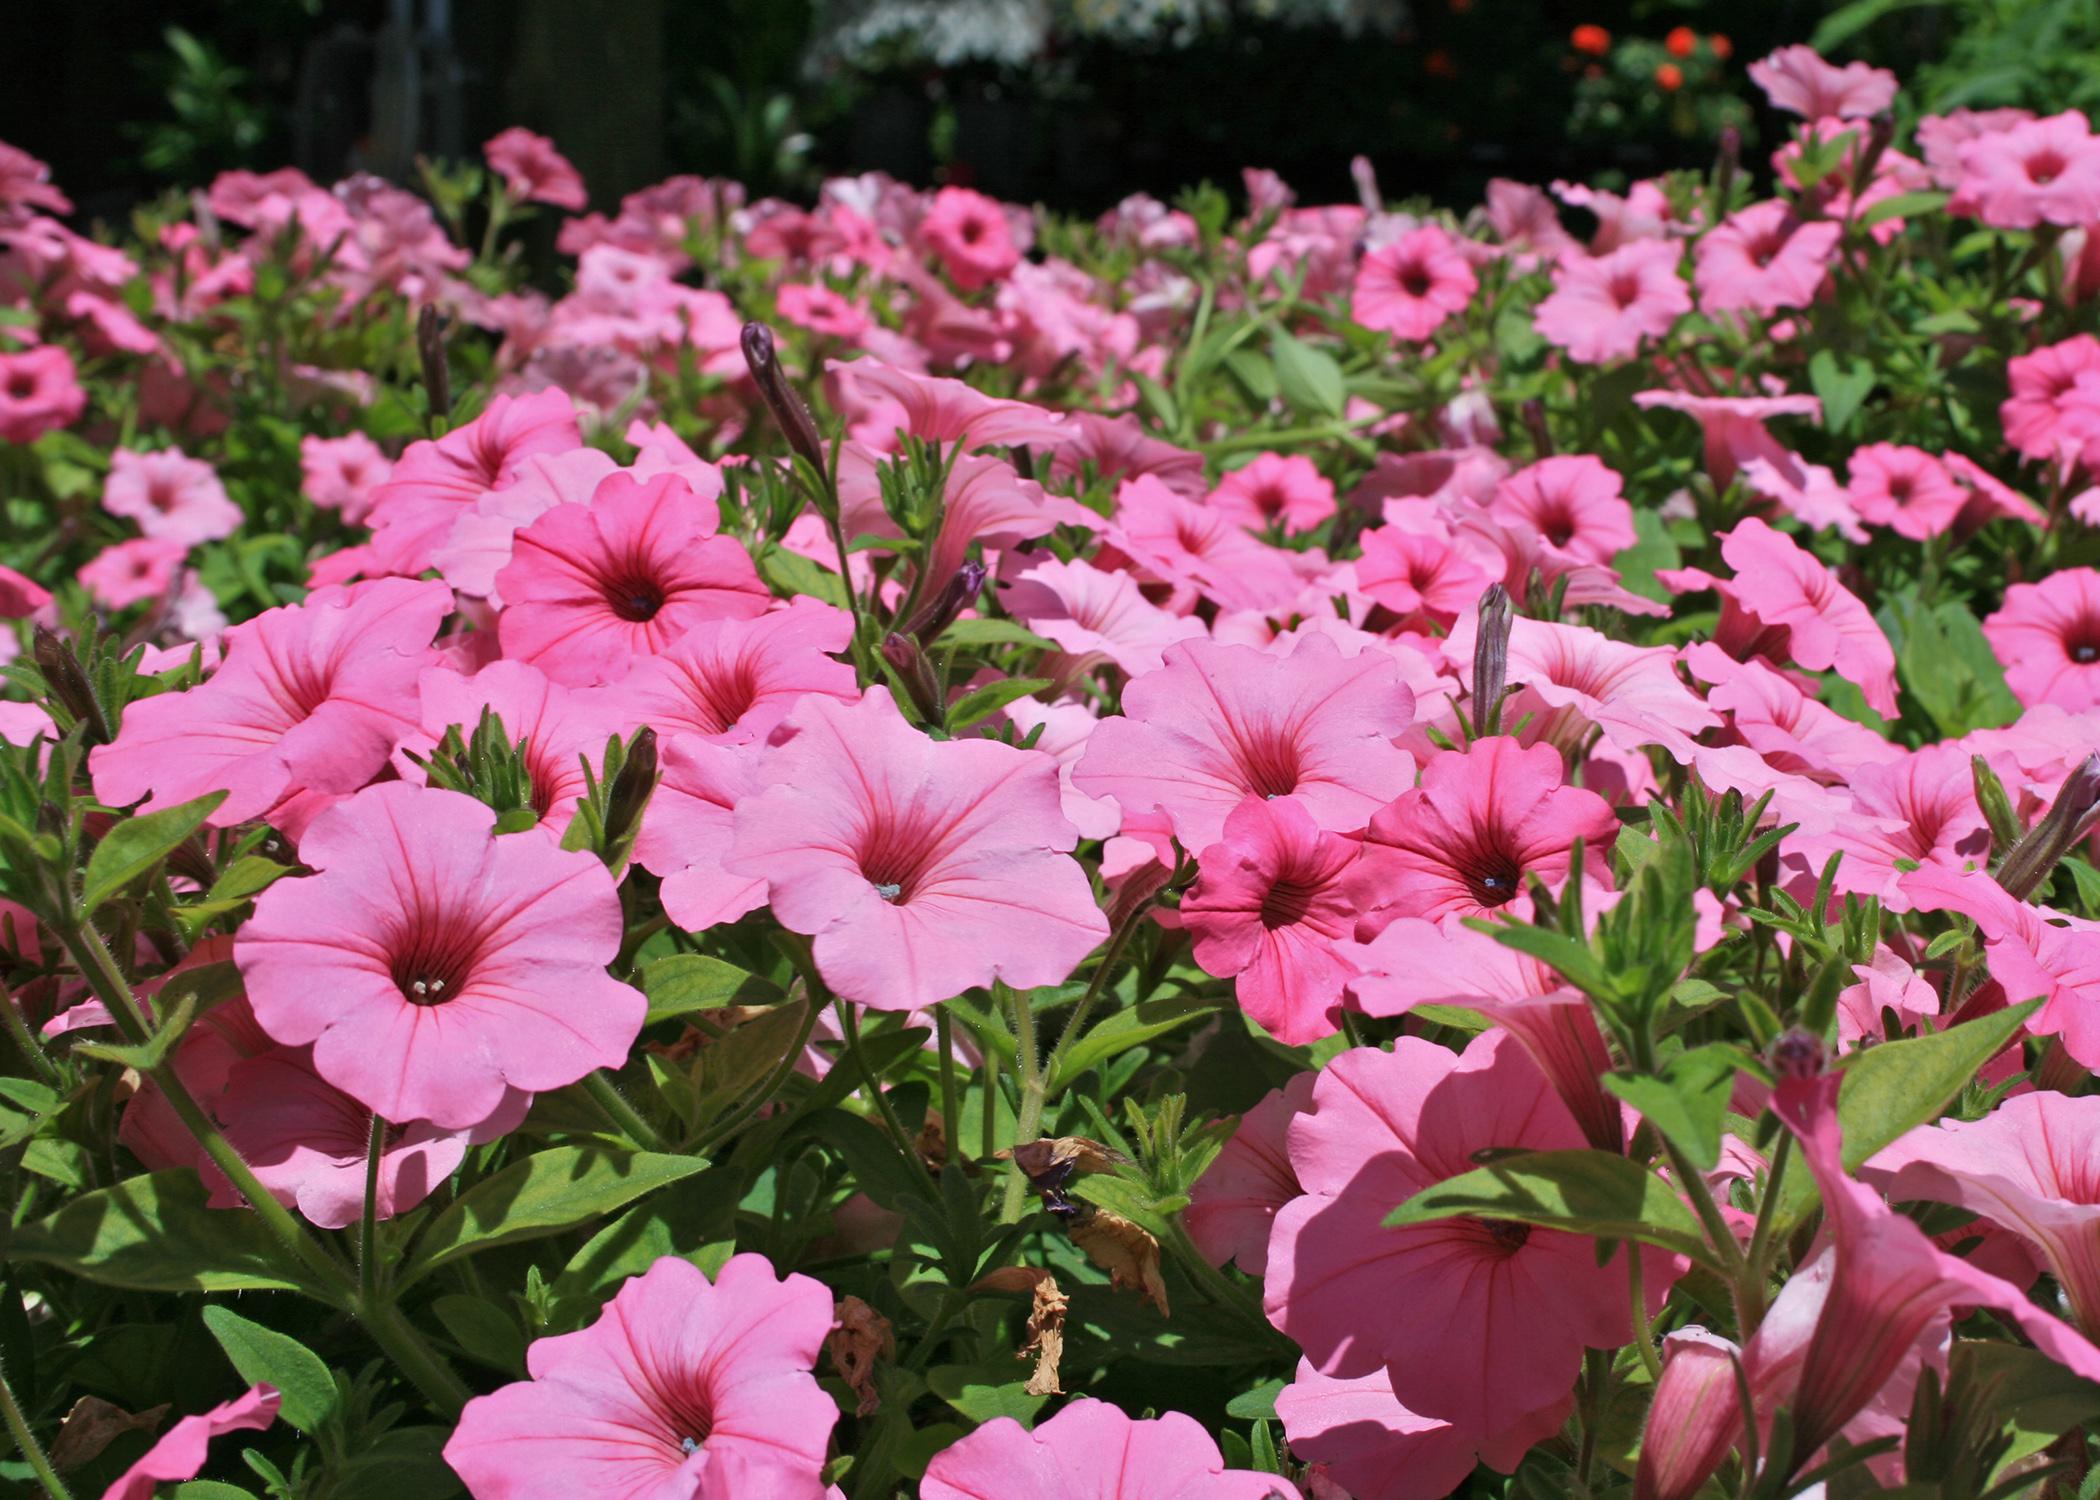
[1656,62,1685,92]
[1571,23,1611,55]
[1666,26,1697,57]
[1711,33,1734,59]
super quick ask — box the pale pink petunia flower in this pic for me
[2002,334,2100,462]
[79,537,186,610]
[90,578,451,837]
[1954,111,2100,230]
[1711,517,1900,718]
[776,281,871,342]
[1786,744,1990,911]
[236,782,644,1129]
[1099,474,1305,613]
[1846,443,1968,540]
[1073,633,1417,853]
[496,470,770,686]
[1693,200,1841,318]
[1945,452,2048,531]
[214,1043,523,1228]
[1353,524,1495,625]
[0,344,87,442]
[1747,45,1897,119]
[1186,1073,1314,1277]
[1209,451,1337,535]
[1487,455,1634,567]
[828,356,1065,452]
[102,447,241,545]
[1000,555,1208,681]
[1049,411,1207,497]
[1351,225,1477,342]
[726,687,1108,1012]
[634,736,771,935]
[484,126,588,210]
[397,660,619,836]
[999,694,1123,841]
[915,185,1021,291]
[299,432,392,524]
[443,1254,837,1500]
[1678,643,1901,784]
[363,389,583,575]
[102,1385,280,1500]
[1182,796,1365,1045]
[1350,736,1619,930]
[1984,568,2100,710]
[614,595,858,746]
[432,447,621,602]
[1533,239,1690,365]
[1836,947,1943,1044]
[1279,1358,1568,1500]
[1918,108,2037,187]
[1264,1033,1630,1437]
[920,1397,1301,1500]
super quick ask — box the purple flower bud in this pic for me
[1768,1028,1826,1082]
[740,321,827,479]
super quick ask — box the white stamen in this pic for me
[872,882,903,902]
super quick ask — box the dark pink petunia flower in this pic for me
[1533,239,1690,365]
[0,344,87,442]
[1350,736,1619,930]
[79,537,186,610]
[0,139,71,217]
[1634,389,1823,492]
[1354,523,1495,626]
[443,1254,837,1500]
[1264,1033,1629,1438]
[90,577,451,837]
[1747,45,1897,119]
[1352,225,1477,342]
[496,470,770,686]
[1101,474,1305,613]
[484,126,588,210]
[2002,334,2100,462]
[1074,633,1417,853]
[726,688,1108,1011]
[364,389,583,575]
[237,782,645,1129]
[1486,455,1634,567]
[921,1398,1301,1500]
[1708,517,1900,718]
[1679,643,1900,783]
[1208,451,1337,535]
[1693,200,1841,318]
[102,1386,280,1500]
[1954,111,2100,230]
[1182,796,1364,1045]
[1985,568,2100,711]
[916,186,1022,291]
[1845,443,1968,540]
[1186,1073,1313,1277]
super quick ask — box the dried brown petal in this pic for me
[1071,1207,1170,1318]
[48,1396,168,1471]
[971,1267,1069,1396]
[1007,1135,1127,1182]
[826,1295,895,1418]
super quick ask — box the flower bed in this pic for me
[6,43,2100,1500]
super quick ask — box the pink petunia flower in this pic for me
[1786,744,1990,911]
[1182,796,1365,1045]
[1634,389,1823,492]
[496,471,770,686]
[999,694,1123,841]
[1747,45,1897,119]
[443,1254,837,1500]
[1451,611,1717,763]
[0,139,71,218]
[1707,517,1900,718]
[1351,226,1477,342]
[915,186,1021,291]
[776,281,871,341]
[1867,1091,2100,1333]
[0,344,86,442]
[1209,451,1337,535]
[1533,239,1690,365]
[102,1385,280,1500]
[484,126,588,210]
[1693,201,1841,318]
[1186,1073,1314,1276]
[2002,334,2100,462]
[920,1398,1301,1500]
[364,389,583,575]
[434,447,621,603]
[299,432,392,524]
[634,736,771,935]
[1099,475,1305,614]
[1954,112,2100,230]
[397,660,618,836]
[1845,443,1968,540]
[1264,1032,1630,1437]
[1050,411,1208,496]
[1350,736,1619,929]
[236,782,645,1128]
[79,537,186,610]
[1073,633,1417,853]
[1678,643,1900,784]
[1353,524,1495,626]
[726,687,1108,1012]
[1985,568,2100,710]
[214,1043,522,1228]
[91,577,451,835]
[1000,556,1208,681]
[1487,455,1634,567]
[828,357,1066,453]
[1279,1359,1569,1500]
[102,447,241,545]
[615,596,858,746]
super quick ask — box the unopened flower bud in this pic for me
[33,626,110,745]
[417,304,452,419]
[1350,154,1383,214]
[1520,399,1553,459]
[1971,755,2025,851]
[1996,752,2100,902]
[1768,1027,1826,1082]
[1635,1329,1745,1500]
[1472,584,1512,737]
[903,559,988,643]
[881,634,944,725]
[740,321,827,478]
[602,726,658,853]
[1713,125,1740,209]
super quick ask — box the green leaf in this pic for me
[945,677,1050,733]
[5,1170,311,1293]
[926,1362,1052,1425]
[1856,189,1950,229]
[757,544,848,607]
[799,1108,929,1213]
[204,856,292,906]
[1601,1044,1743,1172]
[1268,330,1346,417]
[171,1485,261,1500]
[81,790,228,915]
[431,1294,527,1374]
[201,1306,339,1434]
[1226,1378,1286,1420]
[937,618,1055,653]
[1050,994,1223,1091]
[1808,350,1876,438]
[329,1427,464,1500]
[1952,1340,2100,1468]
[400,1147,709,1287]
[642,954,786,1025]
[1383,1149,1717,1267]
[1885,594,2020,737]
[548,1167,741,1327]
[1222,348,1278,403]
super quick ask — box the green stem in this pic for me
[1628,1245,1662,1383]
[0,1355,70,1500]
[582,1069,668,1153]
[1576,1347,1611,1488]
[999,986,1046,1224]
[0,976,62,1088]
[980,1038,1001,1166]
[360,1113,386,1303]
[935,1008,962,1161]
[689,988,821,1154]
[360,1297,473,1417]
[1201,418,1383,456]
[1042,893,1154,1092]
[838,1000,939,1198]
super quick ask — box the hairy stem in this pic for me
[582,1068,668,1153]
[0,1355,70,1500]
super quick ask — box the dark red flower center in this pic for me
[4,372,35,399]
[1260,874,1321,930]
[960,216,987,246]
[1398,262,1435,299]
[607,574,667,622]
[389,924,477,1007]
[1607,272,1645,310]
[2027,149,2067,186]
[653,1387,714,1462]
[2068,618,2100,665]
[1478,1217,1532,1252]
[1237,734,1302,801]
[1462,850,1524,908]
[678,662,759,736]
